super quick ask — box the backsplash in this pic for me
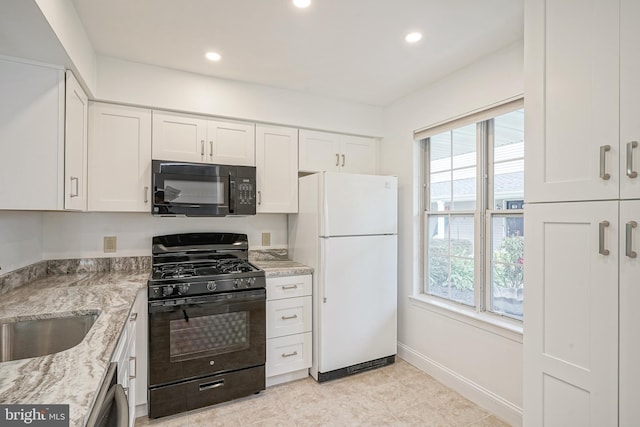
[0,256,151,296]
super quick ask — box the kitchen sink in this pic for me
[0,313,99,362]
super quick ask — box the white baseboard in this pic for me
[135,403,148,419]
[398,343,523,427]
[266,369,309,387]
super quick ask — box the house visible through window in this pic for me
[420,99,524,321]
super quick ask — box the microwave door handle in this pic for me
[229,180,236,214]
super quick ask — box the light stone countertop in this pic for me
[0,272,148,426]
[252,260,313,277]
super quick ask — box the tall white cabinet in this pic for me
[64,71,88,211]
[524,0,640,425]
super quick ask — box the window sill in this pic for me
[408,294,523,343]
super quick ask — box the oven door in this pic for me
[148,289,265,387]
[152,161,230,216]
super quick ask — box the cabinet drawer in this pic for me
[266,296,311,338]
[266,275,311,300]
[266,332,312,377]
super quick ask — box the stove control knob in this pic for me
[177,283,190,295]
[162,285,174,297]
[233,279,241,289]
[245,278,253,288]
[206,281,217,291]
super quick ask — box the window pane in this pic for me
[490,215,524,319]
[429,171,451,211]
[427,214,475,307]
[452,124,477,169]
[452,167,476,210]
[494,109,524,206]
[430,132,452,172]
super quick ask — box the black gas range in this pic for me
[147,233,266,419]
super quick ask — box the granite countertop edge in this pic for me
[252,260,313,277]
[0,271,148,427]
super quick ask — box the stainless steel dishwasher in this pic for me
[86,362,128,427]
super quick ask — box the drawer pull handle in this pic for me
[199,379,225,392]
[281,284,299,290]
[599,220,610,256]
[70,176,79,197]
[627,141,638,178]
[626,221,638,258]
[599,145,611,180]
[129,356,137,380]
[281,314,298,320]
[282,351,298,358]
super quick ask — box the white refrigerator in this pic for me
[288,172,398,381]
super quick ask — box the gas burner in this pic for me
[217,258,256,274]
[156,263,196,279]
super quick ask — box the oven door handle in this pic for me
[148,290,266,312]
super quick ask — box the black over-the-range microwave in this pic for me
[151,160,256,217]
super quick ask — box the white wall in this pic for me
[0,212,43,273]
[34,0,97,95]
[96,56,384,137]
[382,41,524,426]
[41,212,287,260]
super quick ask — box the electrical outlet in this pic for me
[261,232,271,247]
[104,236,117,253]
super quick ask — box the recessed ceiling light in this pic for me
[205,51,222,62]
[405,32,423,43]
[293,0,311,8]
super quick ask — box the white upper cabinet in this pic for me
[525,0,619,203]
[88,102,152,212]
[256,125,299,213]
[64,71,88,211]
[208,120,255,166]
[340,134,378,174]
[299,129,377,174]
[620,0,640,200]
[152,111,255,166]
[299,130,342,172]
[0,57,64,210]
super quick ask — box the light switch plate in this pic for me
[104,236,117,253]
[261,232,271,246]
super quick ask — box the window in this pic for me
[420,100,524,321]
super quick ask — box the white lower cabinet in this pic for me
[112,288,147,426]
[524,202,619,426]
[265,275,312,386]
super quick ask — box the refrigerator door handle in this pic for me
[321,240,328,303]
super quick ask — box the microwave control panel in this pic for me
[237,180,254,205]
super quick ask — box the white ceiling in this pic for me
[70,0,523,107]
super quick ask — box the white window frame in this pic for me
[416,98,524,331]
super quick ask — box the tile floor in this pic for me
[136,359,511,427]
